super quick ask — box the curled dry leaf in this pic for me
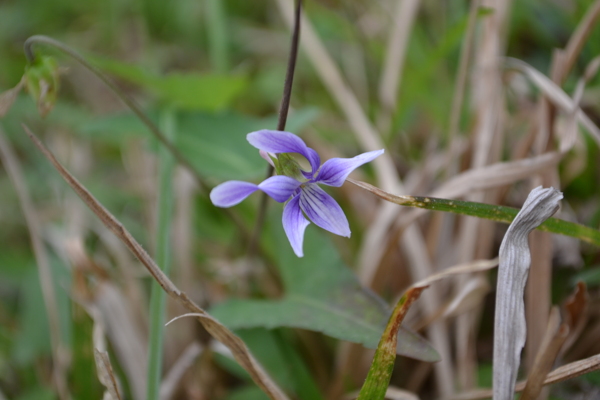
[493,186,563,400]
[22,125,290,400]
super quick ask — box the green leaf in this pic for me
[214,328,324,400]
[89,56,247,111]
[357,287,426,400]
[211,218,440,362]
[78,108,319,181]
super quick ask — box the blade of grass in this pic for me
[147,108,176,400]
[206,0,230,73]
[348,178,600,247]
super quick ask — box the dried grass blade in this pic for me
[520,308,569,400]
[493,187,563,400]
[451,353,600,400]
[94,349,123,400]
[379,0,420,114]
[22,125,290,400]
[557,0,600,83]
[505,58,600,147]
[160,342,203,400]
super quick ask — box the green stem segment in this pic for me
[357,286,426,400]
[348,179,600,247]
[146,108,176,400]
[206,0,229,73]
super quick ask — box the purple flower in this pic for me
[210,130,384,257]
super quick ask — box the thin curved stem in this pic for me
[23,35,249,238]
[247,0,302,256]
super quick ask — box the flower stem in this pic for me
[249,0,302,255]
[146,108,176,400]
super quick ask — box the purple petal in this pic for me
[316,149,384,187]
[299,183,350,237]
[210,181,259,207]
[258,176,302,203]
[282,194,310,257]
[247,130,321,175]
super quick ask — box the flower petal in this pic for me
[282,194,310,257]
[258,176,302,203]
[210,181,259,207]
[299,183,350,237]
[247,130,321,175]
[315,149,384,187]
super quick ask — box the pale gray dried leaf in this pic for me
[94,349,122,400]
[493,186,563,400]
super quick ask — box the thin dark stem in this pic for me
[276,0,302,133]
[248,0,302,256]
[23,35,249,239]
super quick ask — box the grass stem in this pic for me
[146,108,176,400]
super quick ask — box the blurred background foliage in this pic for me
[1,0,600,399]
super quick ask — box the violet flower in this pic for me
[210,129,383,257]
